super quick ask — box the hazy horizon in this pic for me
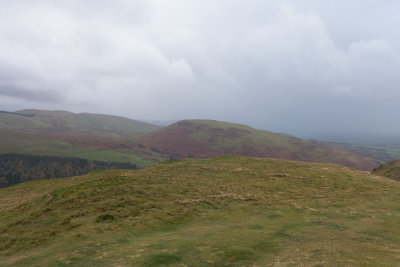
[1,0,400,137]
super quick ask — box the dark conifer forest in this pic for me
[0,153,138,188]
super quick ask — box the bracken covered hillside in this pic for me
[135,120,377,170]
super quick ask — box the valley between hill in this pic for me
[1,157,399,266]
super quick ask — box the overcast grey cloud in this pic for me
[1,0,400,136]
[0,84,62,102]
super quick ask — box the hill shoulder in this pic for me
[372,159,400,180]
[0,109,159,136]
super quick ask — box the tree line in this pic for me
[0,153,138,188]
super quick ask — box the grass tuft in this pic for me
[95,214,115,223]
[145,253,182,265]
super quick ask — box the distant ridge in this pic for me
[0,109,160,136]
[0,111,35,117]
[134,119,377,170]
[0,110,379,170]
[0,109,163,167]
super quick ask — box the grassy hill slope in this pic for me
[0,129,160,167]
[135,120,377,171]
[0,109,159,136]
[372,159,400,181]
[1,157,400,266]
[0,110,163,167]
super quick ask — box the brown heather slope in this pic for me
[134,120,377,171]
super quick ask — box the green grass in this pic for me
[0,110,163,168]
[95,214,115,223]
[1,109,159,136]
[373,159,400,180]
[0,113,48,129]
[0,130,157,167]
[72,150,156,167]
[1,157,400,266]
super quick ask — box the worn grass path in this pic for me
[1,157,400,266]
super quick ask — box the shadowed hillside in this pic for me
[0,153,138,188]
[372,159,400,181]
[135,120,377,170]
[0,157,399,266]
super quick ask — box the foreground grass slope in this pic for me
[373,159,400,181]
[135,120,377,170]
[1,157,400,266]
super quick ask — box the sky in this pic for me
[1,0,400,137]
